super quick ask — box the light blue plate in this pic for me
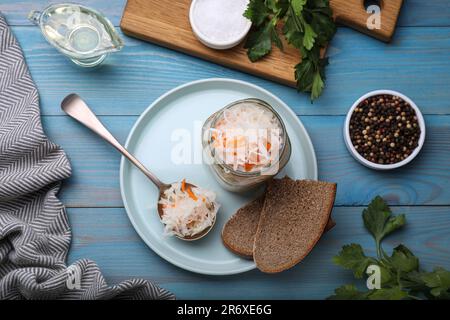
[120,78,317,275]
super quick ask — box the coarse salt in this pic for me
[191,0,250,44]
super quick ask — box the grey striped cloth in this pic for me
[0,14,174,300]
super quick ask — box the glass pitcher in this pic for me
[28,3,124,67]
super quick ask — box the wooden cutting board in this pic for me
[120,0,403,87]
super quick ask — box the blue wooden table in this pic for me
[1,1,449,299]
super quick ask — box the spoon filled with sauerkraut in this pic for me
[61,93,219,241]
[158,180,219,240]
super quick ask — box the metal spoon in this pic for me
[61,93,215,241]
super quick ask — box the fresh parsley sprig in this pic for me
[329,196,450,300]
[243,0,336,100]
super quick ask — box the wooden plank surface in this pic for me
[119,0,399,84]
[42,115,450,207]
[67,206,450,299]
[9,26,449,116]
[1,0,449,27]
[1,0,449,300]
[120,0,303,87]
[333,0,403,42]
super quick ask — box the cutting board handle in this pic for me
[330,0,403,42]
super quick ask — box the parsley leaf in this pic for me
[302,22,317,50]
[291,0,307,16]
[420,268,450,299]
[244,0,271,26]
[328,285,369,300]
[283,8,303,48]
[294,58,314,92]
[333,244,376,278]
[362,196,406,257]
[389,245,419,273]
[244,21,279,62]
[294,51,328,100]
[308,5,336,46]
[311,69,324,100]
[329,196,450,300]
[243,0,336,100]
[368,287,409,300]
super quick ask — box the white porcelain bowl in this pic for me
[189,0,252,50]
[343,90,426,170]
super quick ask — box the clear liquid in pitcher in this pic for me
[29,3,124,67]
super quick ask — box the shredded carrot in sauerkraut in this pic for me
[210,102,282,172]
[158,181,219,238]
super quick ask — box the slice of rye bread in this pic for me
[253,177,337,273]
[222,196,265,259]
[222,185,336,259]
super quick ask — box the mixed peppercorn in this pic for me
[349,94,421,165]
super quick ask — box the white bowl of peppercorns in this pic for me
[344,90,425,170]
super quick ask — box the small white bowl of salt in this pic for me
[189,0,252,50]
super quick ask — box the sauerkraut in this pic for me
[210,102,282,172]
[158,180,219,238]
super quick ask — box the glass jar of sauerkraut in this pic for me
[202,98,291,192]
